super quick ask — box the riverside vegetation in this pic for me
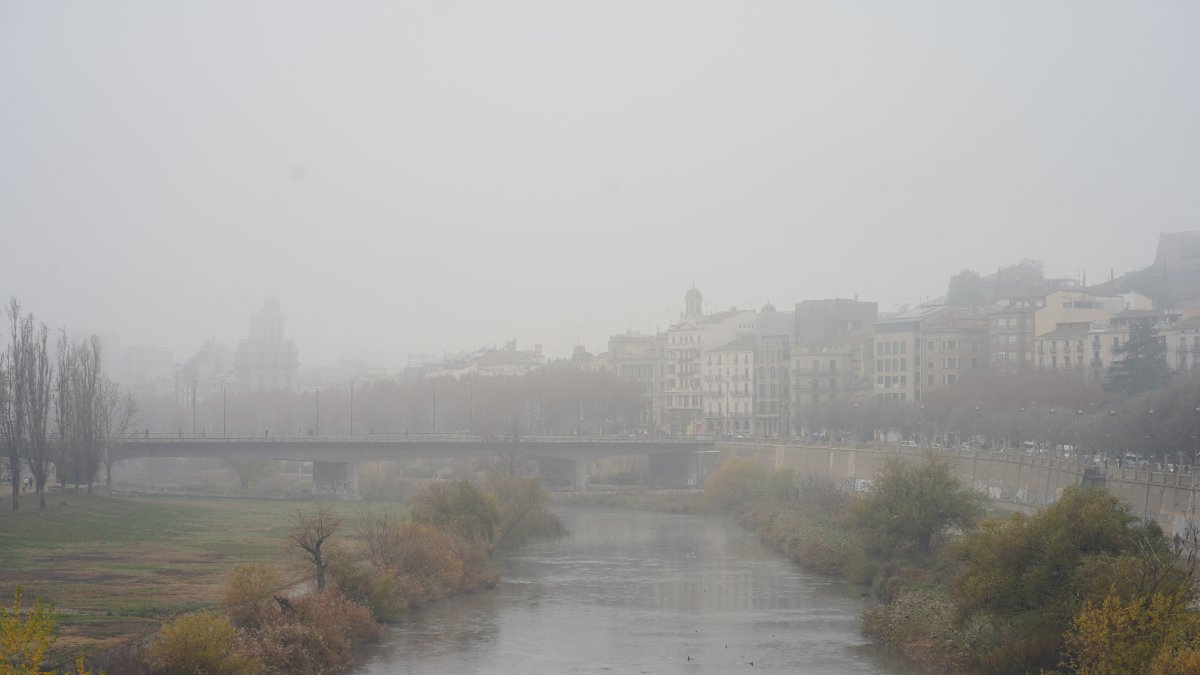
[0,474,563,674]
[702,455,1200,674]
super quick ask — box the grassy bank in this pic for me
[0,492,367,664]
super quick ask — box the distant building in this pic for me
[234,298,300,391]
[794,298,878,347]
[1035,308,1185,381]
[119,345,174,397]
[874,305,987,401]
[703,336,756,436]
[1154,231,1200,307]
[608,331,662,430]
[754,305,794,438]
[791,330,874,408]
[176,340,235,405]
[659,287,756,434]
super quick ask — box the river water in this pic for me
[355,507,906,674]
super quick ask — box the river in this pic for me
[354,507,908,674]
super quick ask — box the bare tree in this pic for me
[289,504,339,592]
[356,507,404,571]
[225,457,274,491]
[75,336,103,493]
[0,354,11,507]
[3,298,29,511]
[53,329,74,490]
[98,379,137,494]
[25,323,52,509]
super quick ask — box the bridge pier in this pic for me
[535,457,590,491]
[312,461,359,498]
[648,450,718,488]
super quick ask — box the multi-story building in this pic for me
[873,306,987,401]
[659,287,756,434]
[703,337,756,436]
[794,298,878,347]
[989,290,1154,377]
[176,340,235,405]
[791,330,873,407]
[234,298,300,391]
[608,331,663,430]
[987,295,1041,375]
[1163,316,1200,373]
[1035,309,1185,380]
[1033,290,1152,337]
[749,305,792,438]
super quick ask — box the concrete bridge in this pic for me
[113,434,718,495]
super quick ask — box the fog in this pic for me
[2,1,1197,367]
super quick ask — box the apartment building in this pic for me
[658,288,756,434]
[1034,309,1184,380]
[703,337,756,436]
[874,306,987,401]
[608,330,663,430]
[791,330,873,407]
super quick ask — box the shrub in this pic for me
[391,522,466,603]
[1,587,57,673]
[704,459,770,513]
[483,474,565,548]
[251,591,381,675]
[409,480,500,548]
[145,612,257,675]
[221,563,282,629]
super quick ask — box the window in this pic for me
[942,357,961,369]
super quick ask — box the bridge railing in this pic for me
[121,433,717,444]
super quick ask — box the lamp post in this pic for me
[971,405,980,485]
[853,401,860,447]
[190,380,197,437]
[1016,407,1025,451]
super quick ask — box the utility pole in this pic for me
[315,385,320,436]
[431,382,437,434]
[191,380,197,437]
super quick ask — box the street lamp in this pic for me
[1016,407,1025,451]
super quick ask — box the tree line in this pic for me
[1,298,136,511]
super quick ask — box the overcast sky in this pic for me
[2,1,1197,367]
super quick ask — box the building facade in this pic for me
[234,298,300,391]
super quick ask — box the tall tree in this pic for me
[3,298,29,511]
[53,330,74,490]
[25,323,52,509]
[947,269,987,305]
[1107,318,1170,397]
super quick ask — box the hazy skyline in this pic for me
[3,1,1197,367]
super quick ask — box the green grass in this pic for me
[0,492,369,664]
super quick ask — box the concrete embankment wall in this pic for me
[716,443,1200,536]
